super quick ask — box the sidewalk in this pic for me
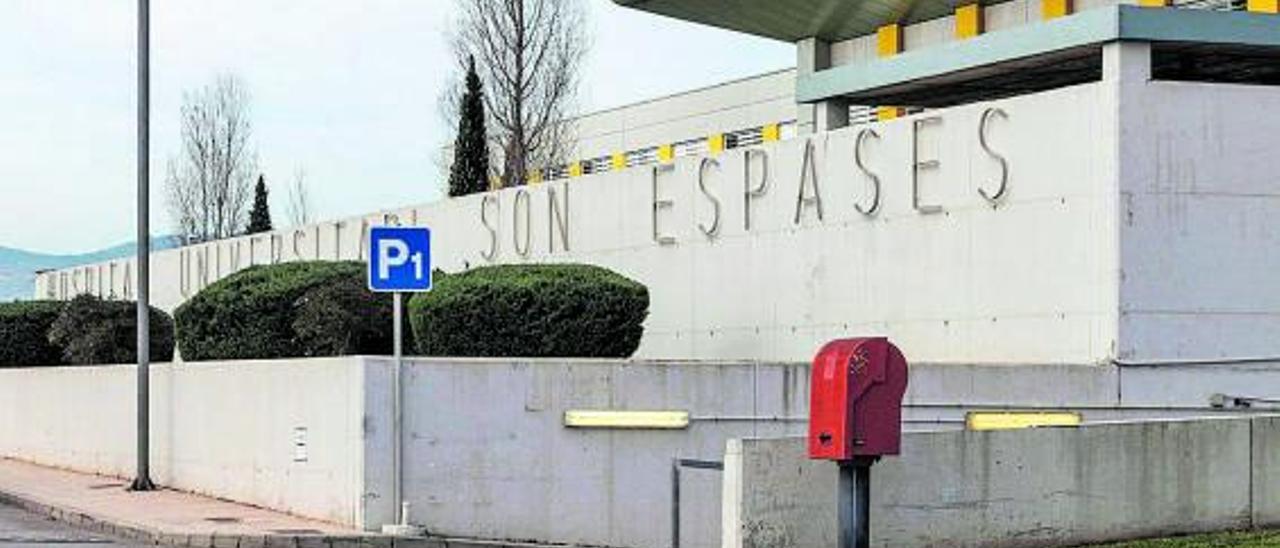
[0,458,412,547]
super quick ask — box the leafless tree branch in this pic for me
[444,0,588,187]
[165,74,258,242]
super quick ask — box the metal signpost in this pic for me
[367,226,433,536]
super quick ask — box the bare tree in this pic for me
[165,74,258,242]
[286,168,313,227]
[447,0,588,187]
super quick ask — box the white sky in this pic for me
[0,1,793,254]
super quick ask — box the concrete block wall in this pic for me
[0,358,371,527]
[723,416,1280,548]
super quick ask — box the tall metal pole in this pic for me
[129,0,155,493]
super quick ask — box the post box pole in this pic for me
[838,460,872,548]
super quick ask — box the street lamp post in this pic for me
[129,0,155,493]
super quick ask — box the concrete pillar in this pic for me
[1103,40,1151,84]
[796,37,849,134]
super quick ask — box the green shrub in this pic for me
[175,261,411,360]
[408,263,648,358]
[0,301,66,367]
[47,295,174,365]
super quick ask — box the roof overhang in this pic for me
[613,0,971,43]
[797,6,1280,105]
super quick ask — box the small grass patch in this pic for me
[1085,530,1280,547]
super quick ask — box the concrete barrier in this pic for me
[723,416,1280,548]
[3,357,1280,548]
[0,358,372,527]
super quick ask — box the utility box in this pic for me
[808,337,909,460]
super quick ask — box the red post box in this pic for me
[808,337,909,459]
[807,337,909,548]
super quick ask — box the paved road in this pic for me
[0,503,144,547]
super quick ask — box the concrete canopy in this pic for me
[613,0,965,42]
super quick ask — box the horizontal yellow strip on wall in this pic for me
[568,161,583,178]
[564,410,691,429]
[611,152,627,170]
[966,411,1083,431]
[877,106,904,121]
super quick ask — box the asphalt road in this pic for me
[0,503,144,547]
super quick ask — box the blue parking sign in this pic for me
[368,227,433,292]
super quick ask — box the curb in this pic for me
[0,487,591,548]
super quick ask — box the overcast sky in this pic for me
[0,1,792,254]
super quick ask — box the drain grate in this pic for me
[87,483,125,490]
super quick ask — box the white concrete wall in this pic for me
[570,70,796,158]
[37,81,1120,365]
[388,357,809,548]
[0,358,371,527]
[1119,80,1280,361]
[724,416,1280,548]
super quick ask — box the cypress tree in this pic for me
[448,56,491,197]
[247,175,273,234]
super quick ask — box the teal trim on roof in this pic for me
[796,6,1280,104]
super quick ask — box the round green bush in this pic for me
[175,261,410,360]
[408,263,649,358]
[0,301,67,367]
[48,295,175,365]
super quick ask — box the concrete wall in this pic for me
[0,358,371,527]
[724,416,1280,548]
[36,81,1120,365]
[1119,79,1280,361]
[569,70,797,159]
[390,357,809,548]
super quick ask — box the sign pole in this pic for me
[368,226,429,535]
[838,459,872,548]
[130,0,155,493]
[392,291,404,525]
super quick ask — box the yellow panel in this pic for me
[568,161,583,178]
[1041,0,1072,19]
[611,152,627,170]
[761,123,781,143]
[876,23,903,57]
[877,106,903,121]
[966,411,1083,431]
[527,169,543,185]
[708,134,726,155]
[564,410,691,429]
[1139,0,1169,7]
[1249,0,1280,13]
[657,144,675,163]
[955,4,983,39]
[488,175,501,190]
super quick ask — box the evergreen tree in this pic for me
[247,175,273,234]
[448,56,491,197]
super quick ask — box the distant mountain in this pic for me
[0,236,182,301]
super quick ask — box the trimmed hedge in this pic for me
[175,261,409,360]
[408,263,648,358]
[0,301,66,367]
[47,295,175,365]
